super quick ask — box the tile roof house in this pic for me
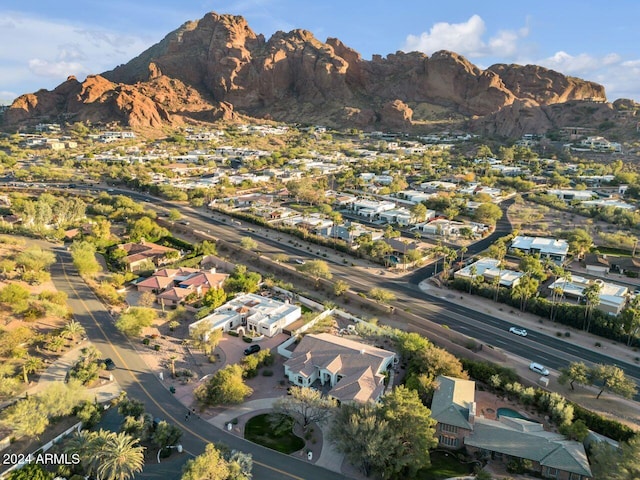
[117,239,179,272]
[284,333,396,403]
[430,375,592,480]
[136,267,228,308]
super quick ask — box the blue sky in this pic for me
[2,1,640,105]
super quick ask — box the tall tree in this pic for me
[272,386,336,429]
[591,435,640,480]
[567,228,593,260]
[95,430,145,480]
[378,386,438,478]
[296,260,332,284]
[621,295,640,346]
[511,276,539,312]
[591,364,637,400]
[582,282,601,332]
[558,362,590,390]
[329,387,437,479]
[181,443,230,480]
[190,322,223,356]
[329,403,393,478]
[194,365,252,406]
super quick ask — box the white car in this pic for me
[509,326,528,337]
[529,362,550,376]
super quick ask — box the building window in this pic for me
[569,474,581,480]
[544,467,558,478]
[438,435,458,448]
[440,424,458,434]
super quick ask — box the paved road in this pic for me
[147,199,640,400]
[14,184,640,397]
[49,246,348,480]
[406,197,515,284]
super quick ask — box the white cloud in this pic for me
[403,15,528,58]
[0,11,155,99]
[538,50,640,100]
[28,59,86,78]
[0,90,17,105]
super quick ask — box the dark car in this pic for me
[104,358,116,370]
[244,345,261,355]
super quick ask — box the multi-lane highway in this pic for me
[131,190,640,399]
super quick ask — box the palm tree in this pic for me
[22,355,44,384]
[46,335,66,352]
[583,282,602,332]
[346,224,356,246]
[468,265,479,294]
[64,430,99,475]
[62,320,86,341]
[329,211,342,251]
[459,246,468,265]
[95,430,145,480]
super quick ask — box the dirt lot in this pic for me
[507,196,638,248]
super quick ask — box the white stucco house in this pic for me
[189,293,301,338]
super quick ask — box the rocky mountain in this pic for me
[2,12,611,137]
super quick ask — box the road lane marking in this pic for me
[57,253,305,480]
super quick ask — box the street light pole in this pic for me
[157,444,183,463]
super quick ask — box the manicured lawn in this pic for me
[417,450,474,479]
[244,414,305,454]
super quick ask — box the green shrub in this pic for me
[228,331,239,337]
[154,344,161,351]
[142,338,150,345]
[242,336,253,343]
[262,369,273,377]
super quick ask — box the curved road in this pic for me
[49,246,348,480]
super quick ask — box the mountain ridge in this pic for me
[2,11,612,137]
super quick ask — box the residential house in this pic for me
[606,255,640,276]
[454,258,524,288]
[189,293,301,338]
[136,267,228,307]
[420,181,457,191]
[510,236,569,264]
[546,189,597,202]
[283,333,396,403]
[548,276,628,315]
[332,222,384,244]
[581,198,636,211]
[416,219,477,237]
[378,208,413,226]
[350,199,396,219]
[157,270,229,308]
[397,190,434,205]
[581,254,610,276]
[431,375,592,480]
[431,376,476,448]
[117,239,180,272]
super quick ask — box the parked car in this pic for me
[244,344,261,355]
[509,326,528,337]
[104,358,116,370]
[295,259,306,265]
[529,362,549,376]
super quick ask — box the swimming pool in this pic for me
[496,407,530,420]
